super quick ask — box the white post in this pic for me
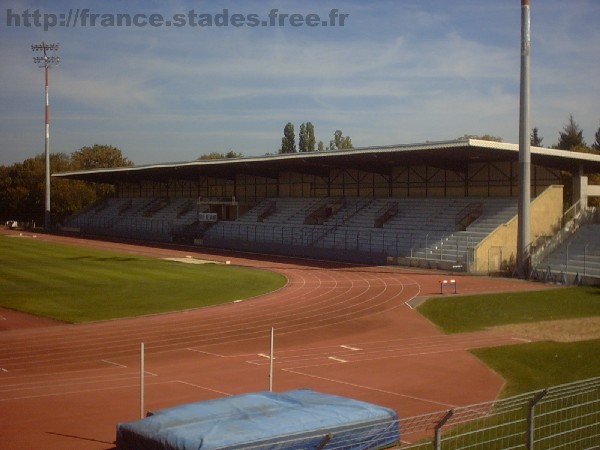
[269,327,274,392]
[140,342,145,419]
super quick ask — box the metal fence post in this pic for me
[527,389,547,450]
[434,409,453,450]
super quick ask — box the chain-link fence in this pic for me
[397,376,600,450]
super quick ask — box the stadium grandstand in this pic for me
[54,138,600,279]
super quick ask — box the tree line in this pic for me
[279,122,353,153]
[0,144,132,225]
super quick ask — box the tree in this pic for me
[0,144,134,225]
[199,151,242,160]
[279,123,350,152]
[298,122,316,152]
[71,144,133,170]
[70,144,133,200]
[6,155,47,223]
[458,134,503,142]
[0,153,93,224]
[306,122,316,152]
[530,127,543,146]
[280,122,296,154]
[593,122,600,152]
[298,123,308,152]
[51,153,97,220]
[557,114,585,150]
[328,130,353,150]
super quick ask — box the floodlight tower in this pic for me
[32,42,60,230]
[517,1,531,277]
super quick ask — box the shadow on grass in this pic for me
[66,256,141,262]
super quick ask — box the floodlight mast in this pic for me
[517,0,531,277]
[31,42,60,230]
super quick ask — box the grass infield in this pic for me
[418,287,600,394]
[417,287,600,334]
[0,235,287,323]
[472,339,600,397]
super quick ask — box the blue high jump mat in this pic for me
[116,389,400,449]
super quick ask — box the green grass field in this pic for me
[0,235,287,322]
[417,287,600,334]
[472,339,600,397]
[418,287,600,395]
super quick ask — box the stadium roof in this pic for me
[54,139,600,184]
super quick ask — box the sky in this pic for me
[0,0,599,166]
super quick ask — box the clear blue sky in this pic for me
[1,0,599,166]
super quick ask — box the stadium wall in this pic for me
[473,185,563,273]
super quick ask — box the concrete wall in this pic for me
[473,185,564,273]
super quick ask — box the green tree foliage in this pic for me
[298,123,308,152]
[552,115,600,207]
[298,122,316,152]
[530,127,543,146]
[280,122,296,154]
[0,145,133,224]
[557,114,585,150]
[280,123,349,152]
[71,144,133,170]
[329,129,353,150]
[0,157,45,222]
[199,151,242,160]
[593,122,600,152]
[70,144,133,199]
[306,122,316,152]
[51,153,97,220]
[458,134,503,142]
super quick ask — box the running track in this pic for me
[0,231,545,449]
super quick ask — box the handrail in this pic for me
[257,200,277,222]
[374,202,398,228]
[530,201,596,268]
[455,202,483,230]
[304,198,346,225]
[176,199,195,218]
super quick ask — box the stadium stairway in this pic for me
[541,223,600,280]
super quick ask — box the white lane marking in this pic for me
[328,356,347,363]
[340,345,361,351]
[511,337,532,343]
[101,359,127,368]
[186,348,226,357]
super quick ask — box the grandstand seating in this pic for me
[202,197,518,264]
[65,198,203,242]
[65,195,522,265]
[541,223,600,280]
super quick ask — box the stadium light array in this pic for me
[31,42,60,229]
